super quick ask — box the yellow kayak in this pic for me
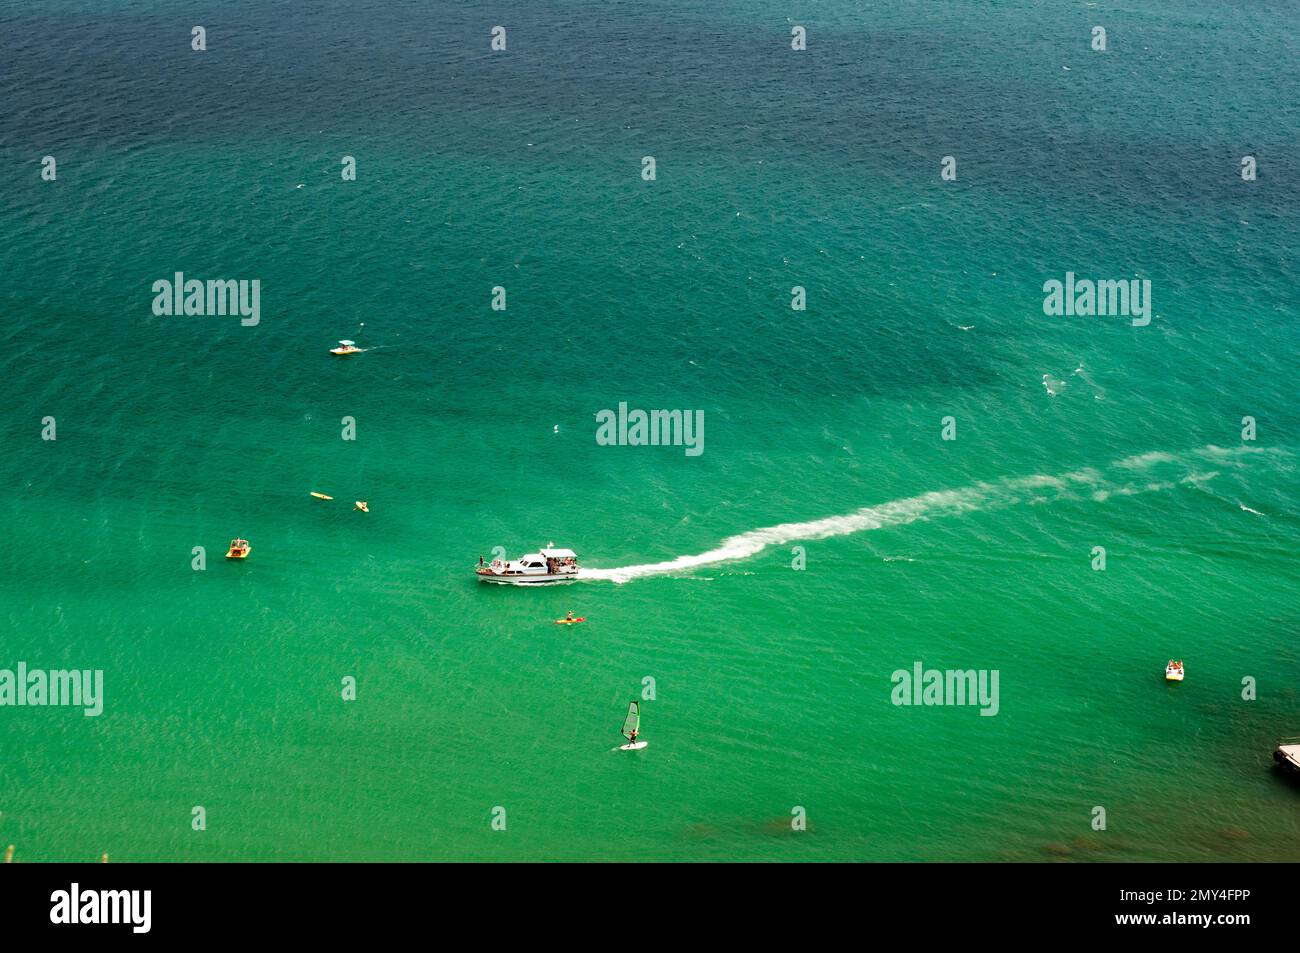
[554,617,586,625]
[310,492,333,500]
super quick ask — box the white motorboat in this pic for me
[475,546,579,585]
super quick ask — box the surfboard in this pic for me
[354,501,369,512]
[554,617,586,625]
[310,492,333,500]
[618,741,648,751]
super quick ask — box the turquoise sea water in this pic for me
[1,0,1298,861]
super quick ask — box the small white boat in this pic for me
[1165,660,1184,682]
[475,546,579,585]
[330,339,364,355]
[1274,738,1300,774]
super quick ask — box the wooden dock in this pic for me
[1274,738,1300,774]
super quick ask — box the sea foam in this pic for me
[582,446,1284,584]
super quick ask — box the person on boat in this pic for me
[565,611,575,621]
[480,555,485,567]
[628,728,638,745]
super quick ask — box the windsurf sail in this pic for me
[621,701,640,740]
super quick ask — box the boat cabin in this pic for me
[540,547,578,573]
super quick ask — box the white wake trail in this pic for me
[583,473,1096,584]
[583,487,992,583]
[580,446,1282,584]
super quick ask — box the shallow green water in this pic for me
[0,0,1297,861]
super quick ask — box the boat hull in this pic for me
[476,570,578,586]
